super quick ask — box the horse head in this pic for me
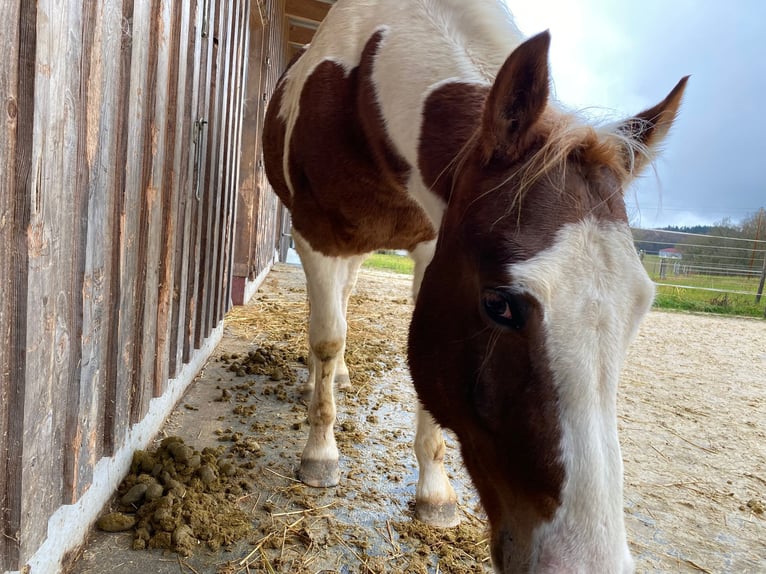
[409,31,687,573]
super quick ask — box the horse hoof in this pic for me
[334,373,352,391]
[298,458,340,487]
[415,500,460,528]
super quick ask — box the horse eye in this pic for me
[482,289,525,329]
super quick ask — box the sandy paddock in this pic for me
[71,263,765,574]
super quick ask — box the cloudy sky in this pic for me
[506,0,765,229]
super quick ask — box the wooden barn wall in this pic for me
[0,0,253,570]
[232,0,289,305]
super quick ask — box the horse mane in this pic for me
[517,109,652,191]
[454,107,653,225]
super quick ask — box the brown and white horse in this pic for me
[263,1,687,571]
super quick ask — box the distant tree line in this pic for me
[633,208,766,276]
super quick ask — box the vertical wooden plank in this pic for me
[184,0,216,362]
[232,4,266,304]
[103,0,134,455]
[115,0,150,433]
[155,0,189,388]
[132,0,171,413]
[205,0,233,332]
[21,0,87,561]
[227,0,251,308]
[131,0,171,423]
[170,0,203,376]
[271,0,291,268]
[214,0,246,321]
[254,0,279,277]
[135,0,172,402]
[213,0,237,321]
[62,0,104,505]
[194,0,227,347]
[0,2,33,569]
[251,0,288,278]
[67,0,126,487]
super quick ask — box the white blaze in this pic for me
[508,217,653,573]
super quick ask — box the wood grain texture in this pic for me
[0,1,33,569]
[103,0,135,456]
[21,0,86,560]
[213,0,245,323]
[63,0,104,506]
[229,0,251,301]
[232,0,290,303]
[127,0,162,424]
[254,0,289,277]
[230,0,265,305]
[232,10,265,285]
[156,0,190,386]
[137,0,172,402]
[113,0,148,442]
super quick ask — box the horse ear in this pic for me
[620,76,689,174]
[482,30,551,163]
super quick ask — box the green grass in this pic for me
[360,252,765,318]
[641,254,765,318]
[652,285,765,318]
[362,252,415,275]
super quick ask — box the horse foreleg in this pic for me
[409,240,458,526]
[333,257,363,390]
[294,232,365,486]
[300,341,341,487]
[300,252,364,396]
[414,405,460,526]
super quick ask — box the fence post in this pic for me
[756,252,765,309]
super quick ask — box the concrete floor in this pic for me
[66,263,489,574]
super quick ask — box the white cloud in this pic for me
[504,0,766,227]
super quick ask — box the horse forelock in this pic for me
[462,108,652,228]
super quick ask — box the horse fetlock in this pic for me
[307,402,336,428]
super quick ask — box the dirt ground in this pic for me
[69,263,765,574]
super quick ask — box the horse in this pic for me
[263,1,687,571]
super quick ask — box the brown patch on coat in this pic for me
[263,31,435,257]
[262,81,289,206]
[409,219,565,539]
[418,82,488,202]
